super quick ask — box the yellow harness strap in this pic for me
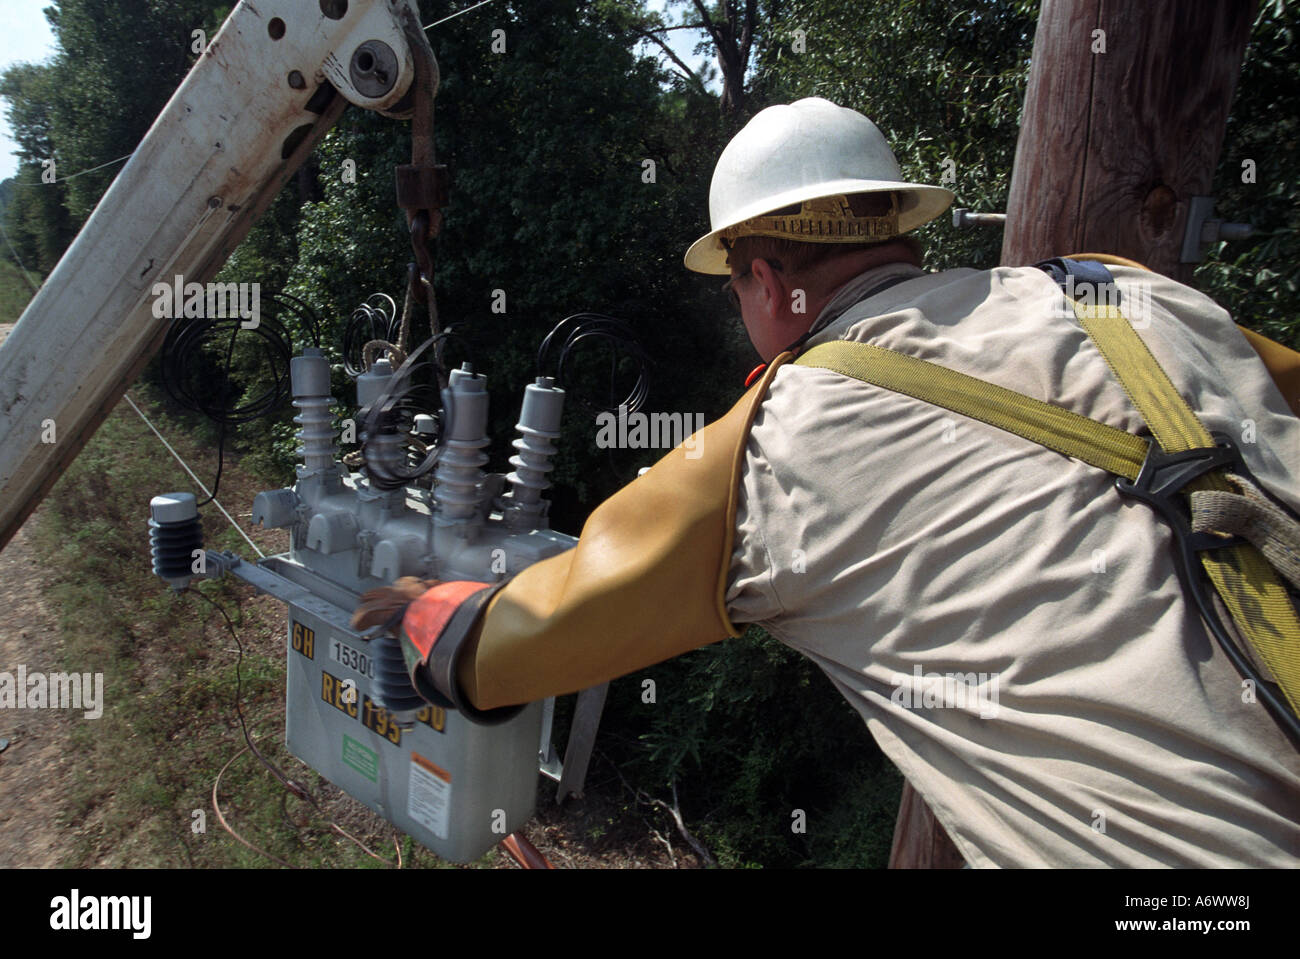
[1070,296,1300,722]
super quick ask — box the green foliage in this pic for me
[598,627,902,867]
[755,0,1039,271]
[0,63,76,273]
[0,257,40,323]
[1194,0,1300,348]
[1,1,231,270]
[39,0,231,222]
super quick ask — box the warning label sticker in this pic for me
[408,752,451,839]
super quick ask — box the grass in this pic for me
[0,257,40,324]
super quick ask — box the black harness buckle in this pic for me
[1117,433,1300,750]
[1114,433,1249,563]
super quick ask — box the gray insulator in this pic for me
[409,414,440,472]
[505,377,565,527]
[292,348,336,474]
[506,430,556,508]
[151,491,198,525]
[291,347,332,395]
[366,429,406,479]
[149,492,202,589]
[435,367,489,522]
[306,510,359,554]
[370,632,425,724]
[519,376,565,434]
[358,360,405,486]
[371,538,408,581]
[358,359,401,484]
[356,358,394,411]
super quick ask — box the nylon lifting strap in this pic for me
[793,256,1300,748]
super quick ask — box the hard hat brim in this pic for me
[683,181,955,275]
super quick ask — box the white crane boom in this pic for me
[0,0,424,550]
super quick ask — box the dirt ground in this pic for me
[0,510,75,868]
[0,321,77,866]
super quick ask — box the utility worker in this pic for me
[355,98,1300,867]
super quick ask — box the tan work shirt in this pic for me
[726,261,1300,867]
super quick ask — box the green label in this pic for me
[342,734,378,782]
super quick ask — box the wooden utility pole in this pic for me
[1001,0,1257,279]
[890,0,1259,869]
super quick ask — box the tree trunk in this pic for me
[1001,0,1257,280]
[889,781,966,869]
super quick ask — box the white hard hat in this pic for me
[684,97,954,275]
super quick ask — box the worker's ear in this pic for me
[751,257,787,322]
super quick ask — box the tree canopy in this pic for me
[2,0,1297,866]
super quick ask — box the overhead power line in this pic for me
[425,0,498,30]
[4,151,133,187]
[123,393,266,559]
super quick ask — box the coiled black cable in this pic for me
[342,293,400,378]
[536,313,650,414]
[159,290,322,504]
[360,333,454,490]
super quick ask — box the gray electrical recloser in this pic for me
[152,342,585,863]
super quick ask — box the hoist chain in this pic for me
[394,7,449,376]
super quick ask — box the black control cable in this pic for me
[537,312,650,415]
[159,291,322,504]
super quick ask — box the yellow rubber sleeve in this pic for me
[454,353,794,709]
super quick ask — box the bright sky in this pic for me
[0,0,58,181]
[639,0,719,93]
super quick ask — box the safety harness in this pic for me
[794,255,1300,751]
